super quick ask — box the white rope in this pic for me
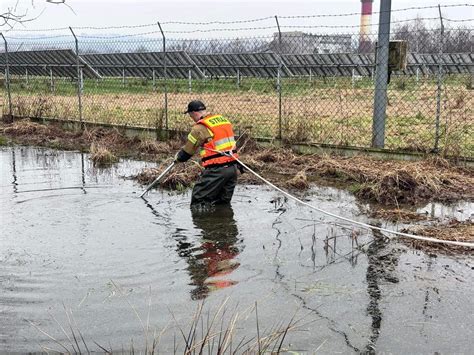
[208,148,474,248]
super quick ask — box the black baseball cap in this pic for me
[184,100,206,114]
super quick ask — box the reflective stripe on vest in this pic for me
[197,115,239,167]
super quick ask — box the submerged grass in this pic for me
[29,291,309,354]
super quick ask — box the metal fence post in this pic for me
[158,22,168,132]
[1,33,13,119]
[188,69,192,93]
[371,0,391,148]
[69,27,84,129]
[275,15,283,140]
[50,67,54,93]
[434,5,445,153]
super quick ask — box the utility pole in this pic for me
[371,0,392,148]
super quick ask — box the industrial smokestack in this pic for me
[359,0,374,53]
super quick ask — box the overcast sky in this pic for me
[1,0,472,38]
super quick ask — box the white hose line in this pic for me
[222,151,474,248]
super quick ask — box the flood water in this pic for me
[1,146,473,353]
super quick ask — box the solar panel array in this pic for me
[282,53,473,77]
[82,51,205,79]
[282,53,374,77]
[190,52,291,78]
[401,53,474,75]
[0,49,100,79]
[1,49,472,79]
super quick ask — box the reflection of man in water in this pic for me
[176,205,241,300]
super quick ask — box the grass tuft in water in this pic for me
[0,134,8,146]
[90,143,118,166]
[135,161,202,191]
[284,170,309,190]
[29,286,310,354]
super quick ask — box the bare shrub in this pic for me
[13,96,52,118]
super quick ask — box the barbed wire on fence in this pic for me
[0,4,472,158]
[2,3,473,34]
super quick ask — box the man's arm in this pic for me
[175,125,212,162]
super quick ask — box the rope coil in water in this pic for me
[213,149,474,248]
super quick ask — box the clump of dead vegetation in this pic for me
[83,127,142,153]
[89,143,118,166]
[2,120,65,138]
[401,219,474,255]
[138,140,173,155]
[0,119,182,160]
[13,96,53,119]
[233,146,473,206]
[368,208,432,223]
[354,160,473,205]
[284,170,310,190]
[135,162,202,190]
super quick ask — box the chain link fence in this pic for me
[1,4,472,158]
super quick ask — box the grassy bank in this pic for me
[2,74,472,156]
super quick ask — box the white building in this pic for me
[272,31,353,54]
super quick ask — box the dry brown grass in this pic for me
[304,155,473,205]
[262,148,472,204]
[3,120,52,136]
[135,162,202,190]
[134,143,473,205]
[0,119,184,159]
[89,143,118,166]
[401,220,474,255]
[284,170,310,190]
[138,140,173,155]
[2,119,472,206]
[369,208,431,223]
[3,83,471,154]
[30,294,308,354]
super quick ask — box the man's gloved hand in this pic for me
[237,162,245,174]
[175,149,192,163]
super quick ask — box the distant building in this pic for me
[272,31,353,54]
[359,0,374,53]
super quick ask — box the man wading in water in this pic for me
[174,100,243,206]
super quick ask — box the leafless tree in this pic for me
[1,0,69,30]
[392,17,473,54]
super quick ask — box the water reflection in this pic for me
[363,229,401,353]
[11,148,18,194]
[177,205,241,300]
[80,152,87,194]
